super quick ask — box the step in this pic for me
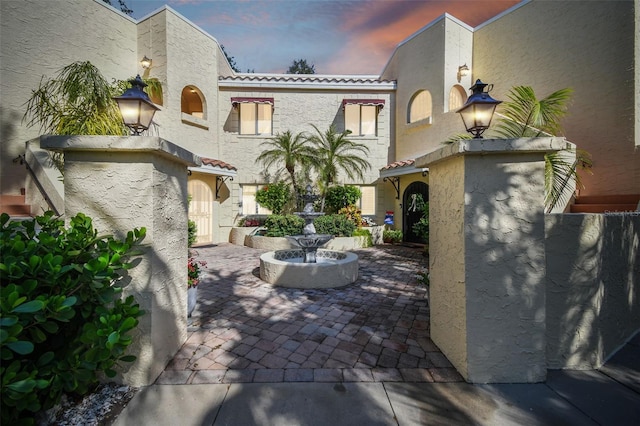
[0,194,32,216]
[570,204,638,214]
[574,194,640,205]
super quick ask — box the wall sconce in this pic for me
[141,56,152,69]
[458,64,470,77]
[457,79,502,139]
[113,74,160,135]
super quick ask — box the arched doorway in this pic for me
[403,181,429,244]
[188,179,213,245]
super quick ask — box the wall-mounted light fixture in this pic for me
[141,56,152,69]
[457,79,501,139]
[113,74,160,135]
[458,64,470,77]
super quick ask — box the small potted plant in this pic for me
[187,256,207,318]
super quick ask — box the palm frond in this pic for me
[23,61,127,136]
[493,86,573,139]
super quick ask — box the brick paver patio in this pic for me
[156,243,462,385]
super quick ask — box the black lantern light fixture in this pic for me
[113,74,159,135]
[457,79,501,138]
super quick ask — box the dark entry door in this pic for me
[403,181,429,243]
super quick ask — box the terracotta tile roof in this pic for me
[200,157,237,171]
[219,74,394,85]
[381,159,415,171]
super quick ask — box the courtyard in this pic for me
[157,243,463,385]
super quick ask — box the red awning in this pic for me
[342,99,385,109]
[231,97,274,106]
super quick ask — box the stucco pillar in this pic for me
[40,135,200,387]
[415,137,567,383]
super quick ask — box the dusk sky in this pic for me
[129,0,521,75]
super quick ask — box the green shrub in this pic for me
[383,229,403,244]
[412,199,429,243]
[338,205,362,229]
[255,182,291,214]
[264,215,304,237]
[352,228,373,247]
[324,185,361,213]
[0,212,145,424]
[313,214,356,237]
[188,219,197,247]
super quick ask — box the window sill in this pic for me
[406,116,433,130]
[181,113,209,130]
[349,135,379,139]
[231,133,273,138]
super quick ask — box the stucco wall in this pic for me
[217,90,392,185]
[428,155,468,377]
[473,0,638,196]
[0,0,137,195]
[421,138,563,383]
[546,213,640,369]
[143,10,221,159]
[218,88,393,225]
[40,135,199,387]
[463,152,547,382]
[382,15,474,163]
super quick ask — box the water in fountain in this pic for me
[286,184,333,263]
[260,184,358,288]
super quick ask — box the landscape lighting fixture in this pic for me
[113,74,159,135]
[457,79,501,139]
[140,56,152,69]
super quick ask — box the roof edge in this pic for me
[475,0,532,31]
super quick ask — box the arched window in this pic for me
[181,86,206,119]
[408,90,432,124]
[448,85,467,112]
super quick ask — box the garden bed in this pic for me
[229,225,385,249]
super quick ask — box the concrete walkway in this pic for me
[114,244,640,425]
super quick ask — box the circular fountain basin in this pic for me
[260,249,359,289]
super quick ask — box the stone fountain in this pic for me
[259,184,359,288]
[286,184,333,263]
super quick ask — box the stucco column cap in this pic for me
[40,135,201,167]
[415,137,572,168]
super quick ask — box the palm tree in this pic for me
[306,124,371,211]
[492,85,591,212]
[23,61,164,173]
[256,130,317,193]
[23,61,128,136]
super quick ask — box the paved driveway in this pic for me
[157,243,462,385]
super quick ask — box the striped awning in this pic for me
[231,97,274,106]
[342,99,385,109]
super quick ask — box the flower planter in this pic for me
[229,226,260,245]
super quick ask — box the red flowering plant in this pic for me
[188,257,207,288]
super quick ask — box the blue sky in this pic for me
[128,0,520,74]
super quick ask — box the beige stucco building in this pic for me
[1,0,638,244]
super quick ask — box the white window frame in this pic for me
[240,184,272,215]
[239,103,272,135]
[345,104,378,136]
[355,185,376,215]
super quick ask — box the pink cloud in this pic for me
[324,0,520,74]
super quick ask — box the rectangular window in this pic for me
[239,103,272,135]
[241,185,272,215]
[357,185,376,215]
[345,104,378,136]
